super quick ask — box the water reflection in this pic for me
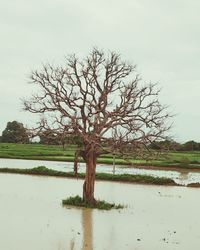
[65,207,93,250]
[70,238,75,250]
[0,174,200,250]
[82,209,93,250]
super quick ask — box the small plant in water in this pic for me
[62,195,124,210]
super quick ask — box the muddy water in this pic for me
[1,158,200,185]
[0,174,200,250]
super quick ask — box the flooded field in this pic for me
[0,173,200,250]
[1,158,200,185]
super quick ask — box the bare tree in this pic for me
[23,48,171,204]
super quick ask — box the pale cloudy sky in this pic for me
[0,0,200,142]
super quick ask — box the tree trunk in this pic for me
[113,154,116,175]
[74,150,80,177]
[83,148,97,204]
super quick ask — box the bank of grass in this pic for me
[1,143,200,169]
[0,143,76,158]
[187,182,200,187]
[62,195,124,210]
[0,166,177,186]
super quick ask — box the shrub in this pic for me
[62,195,124,210]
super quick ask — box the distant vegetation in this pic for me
[149,140,200,152]
[0,143,200,170]
[1,121,29,143]
[1,121,200,152]
[1,121,200,171]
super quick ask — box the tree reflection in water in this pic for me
[70,238,75,250]
[82,209,93,250]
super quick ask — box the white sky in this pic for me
[0,0,200,142]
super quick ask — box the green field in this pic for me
[0,143,200,169]
[0,143,146,164]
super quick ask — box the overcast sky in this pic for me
[0,0,200,142]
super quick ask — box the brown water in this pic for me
[0,174,200,250]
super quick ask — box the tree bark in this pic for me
[74,150,80,177]
[83,148,97,204]
[113,154,116,175]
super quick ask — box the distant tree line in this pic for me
[0,121,29,143]
[149,140,200,151]
[38,129,82,149]
[0,121,200,151]
[0,121,82,148]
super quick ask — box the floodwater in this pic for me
[0,173,200,250]
[1,158,200,185]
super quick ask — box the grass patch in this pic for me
[1,143,200,169]
[62,195,124,210]
[95,172,176,185]
[0,166,178,186]
[0,166,76,178]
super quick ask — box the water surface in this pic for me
[1,158,200,185]
[0,174,200,250]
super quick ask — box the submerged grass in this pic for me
[0,166,177,186]
[62,195,124,210]
[0,166,76,178]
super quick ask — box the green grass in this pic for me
[0,166,76,177]
[95,172,176,185]
[168,152,200,164]
[62,195,124,210]
[0,166,177,186]
[0,143,76,158]
[1,143,200,169]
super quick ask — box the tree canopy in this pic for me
[23,48,171,203]
[1,121,29,143]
